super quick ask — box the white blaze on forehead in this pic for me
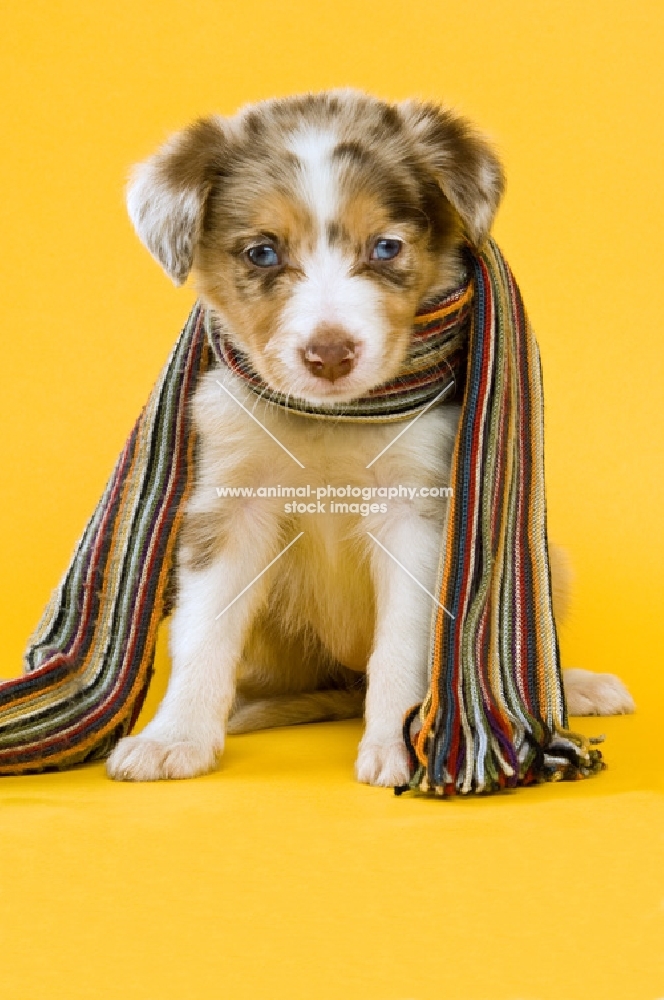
[286,126,340,232]
[283,125,361,336]
[275,124,390,392]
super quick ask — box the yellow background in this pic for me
[0,2,662,998]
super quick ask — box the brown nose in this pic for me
[303,329,357,382]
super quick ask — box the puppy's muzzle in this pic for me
[302,326,358,382]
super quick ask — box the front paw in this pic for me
[563,668,636,717]
[106,735,219,781]
[355,736,411,787]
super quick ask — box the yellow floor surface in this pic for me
[1,698,661,999]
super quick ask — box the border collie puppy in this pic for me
[107,91,634,784]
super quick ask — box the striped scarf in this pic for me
[0,239,603,791]
[208,279,472,420]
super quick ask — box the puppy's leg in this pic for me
[548,542,635,716]
[563,668,635,716]
[106,517,286,781]
[227,689,365,734]
[229,624,365,734]
[356,514,441,787]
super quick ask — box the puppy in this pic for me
[107,90,634,785]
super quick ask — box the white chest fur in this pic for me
[183,365,460,668]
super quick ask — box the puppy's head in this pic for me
[128,91,503,403]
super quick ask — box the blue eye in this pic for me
[246,244,281,268]
[371,238,402,261]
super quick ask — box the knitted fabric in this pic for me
[0,239,602,789]
[405,242,603,794]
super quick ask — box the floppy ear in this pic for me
[398,100,505,247]
[126,117,226,285]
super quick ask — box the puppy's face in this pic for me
[128,92,503,403]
